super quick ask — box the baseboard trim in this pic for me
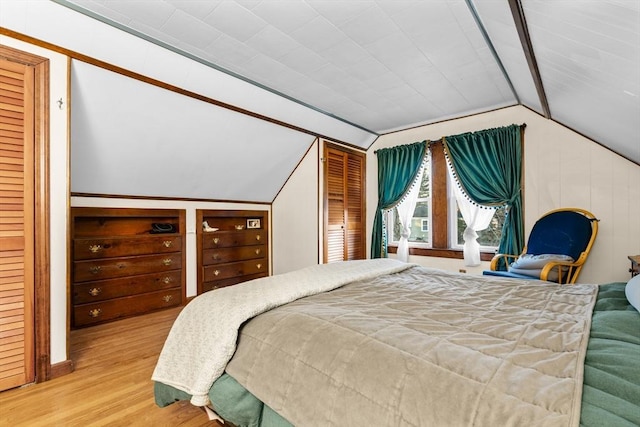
[49,359,74,380]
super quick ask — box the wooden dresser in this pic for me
[71,207,185,328]
[197,210,269,294]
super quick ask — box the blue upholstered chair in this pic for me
[483,208,599,284]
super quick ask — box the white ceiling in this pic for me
[55,0,639,164]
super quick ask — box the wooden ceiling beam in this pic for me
[508,0,551,118]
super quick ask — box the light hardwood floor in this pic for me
[0,306,218,426]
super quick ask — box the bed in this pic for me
[152,259,640,427]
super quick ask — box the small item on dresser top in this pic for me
[151,223,177,234]
[202,221,219,232]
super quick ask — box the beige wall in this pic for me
[368,105,640,284]
[272,140,320,275]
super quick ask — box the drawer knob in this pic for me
[235,224,245,230]
[212,253,220,260]
[89,266,101,275]
[89,308,102,318]
[162,276,172,284]
[163,240,173,248]
[162,258,172,266]
[88,287,101,297]
[255,248,261,255]
[256,263,262,269]
[256,234,261,241]
[212,237,220,245]
[213,269,220,276]
[162,295,173,303]
[89,244,102,253]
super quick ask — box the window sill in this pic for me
[387,245,495,262]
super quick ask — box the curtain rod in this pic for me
[374,123,526,154]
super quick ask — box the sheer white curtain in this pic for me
[395,168,424,262]
[448,166,495,266]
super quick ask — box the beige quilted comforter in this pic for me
[225,264,598,427]
[152,259,413,405]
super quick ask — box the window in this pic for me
[450,203,507,250]
[386,141,504,256]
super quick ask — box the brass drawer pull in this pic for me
[212,237,220,245]
[89,266,101,275]
[88,287,101,297]
[235,225,244,230]
[162,276,172,284]
[163,240,173,248]
[212,253,220,260]
[89,244,102,253]
[162,258,172,266]
[256,263,262,269]
[255,234,261,241]
[89,308,102,318]
[213,269,220,276]
[162,295,173,303]
[255,248,261,255]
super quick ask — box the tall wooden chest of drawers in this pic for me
[197,210,269,294]
[71,207,185,327]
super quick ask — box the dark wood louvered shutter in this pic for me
[324,143,365,263]
[0,58,35,391]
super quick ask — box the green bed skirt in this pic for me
[155,282,639,427]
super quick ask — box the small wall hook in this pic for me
[57,98,64,110]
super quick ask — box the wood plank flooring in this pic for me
[0,306,218,426]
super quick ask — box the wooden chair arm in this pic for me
[540,261,580,284]
[490,253,519,271]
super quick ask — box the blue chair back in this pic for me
[526,211,594,261]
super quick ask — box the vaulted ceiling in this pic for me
[54,0,640,164]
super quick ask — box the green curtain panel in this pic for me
[371,140,427,258]
[444,124,524,269]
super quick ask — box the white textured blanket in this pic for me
[151,258,414,406]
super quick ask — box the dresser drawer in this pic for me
[74,235,181,260]
[73,270,182,304]
[73,253,182,282]
[202,230,266,249]
[73,288,181,327]
[203,245,266,265]
[203,258,267,282]
[201,272,267,293]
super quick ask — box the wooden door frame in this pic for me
[0,44,51,382]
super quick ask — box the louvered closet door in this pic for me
[325,148,347,263]
[0,59,35,391]
[324,143,365,263]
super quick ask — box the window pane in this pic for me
[455,205,506,248]
[387,163,431,246]
[410,201,430,243]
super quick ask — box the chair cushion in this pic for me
[626,274,640,312]
[508,253,574,282]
